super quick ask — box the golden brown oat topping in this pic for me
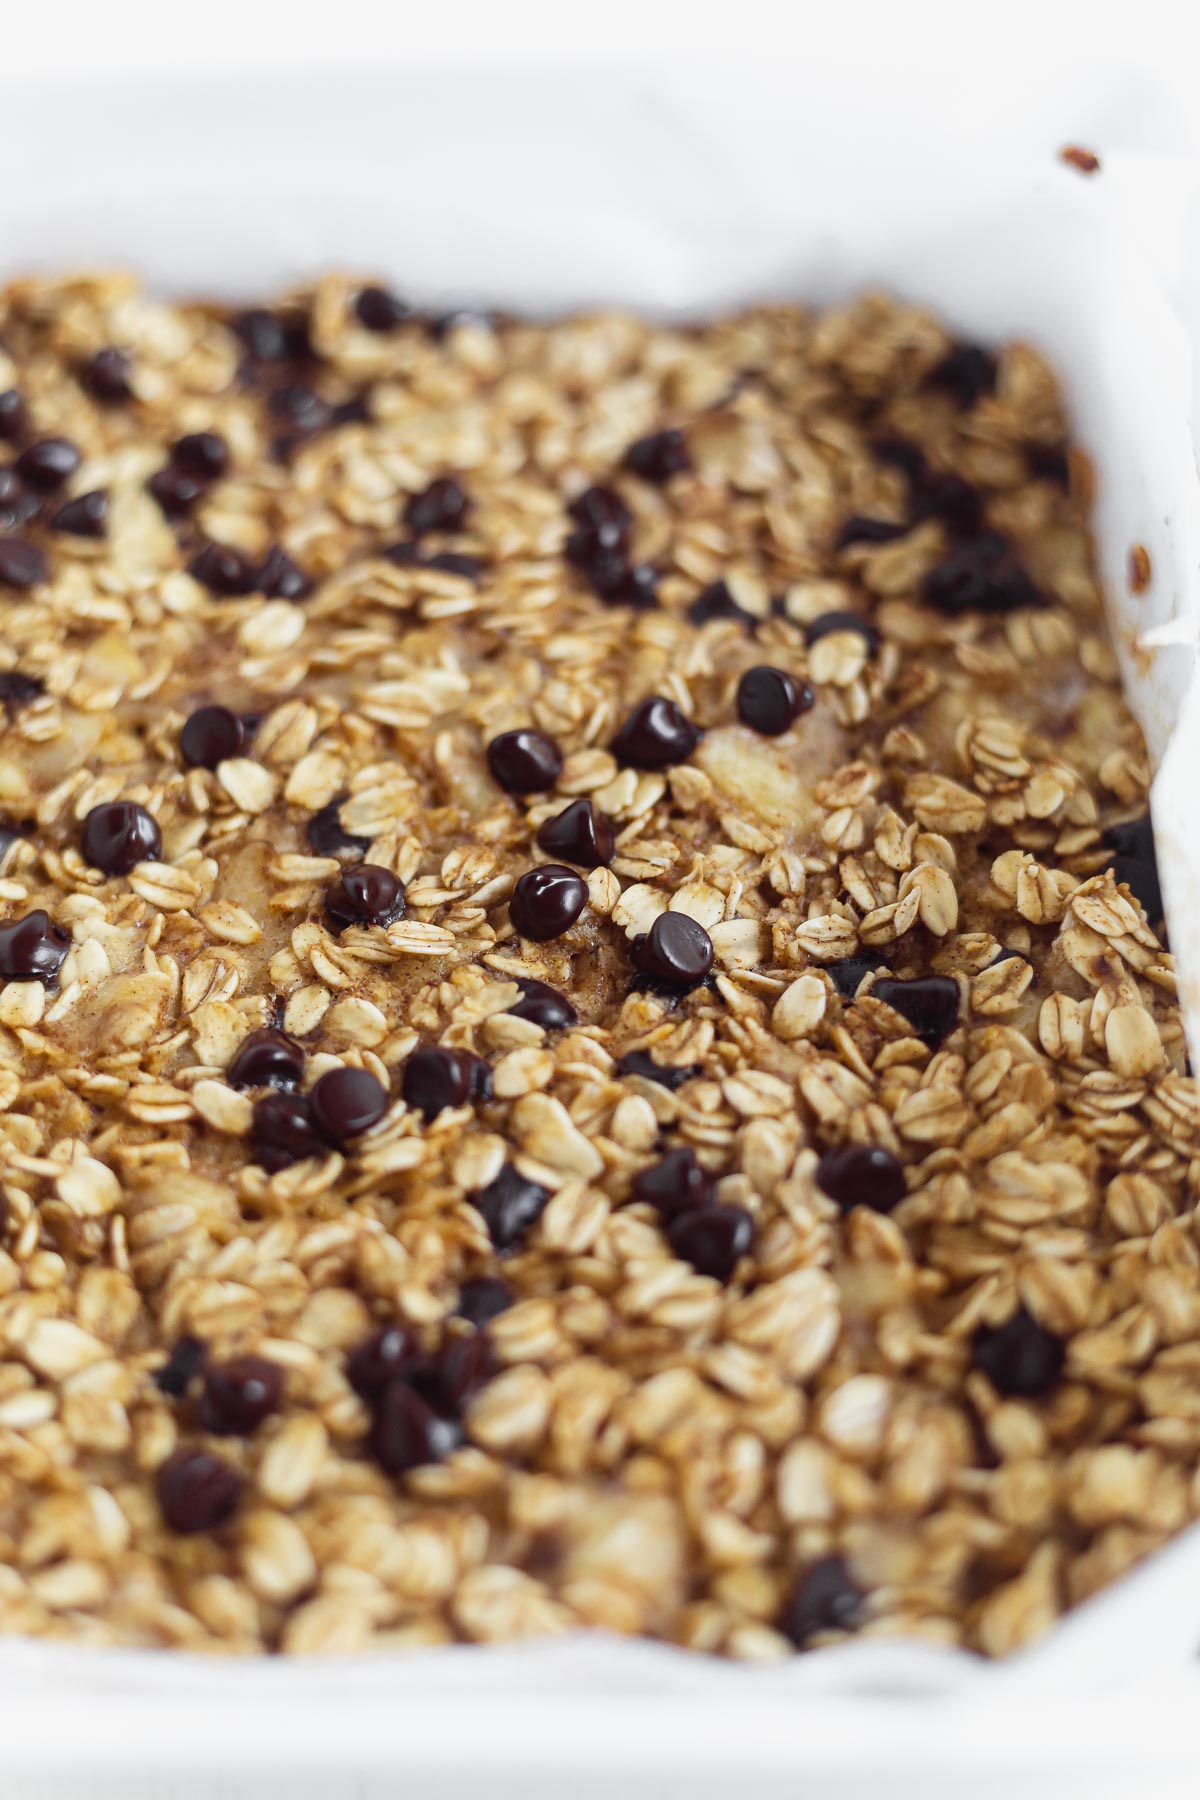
[0,271,1192,1657]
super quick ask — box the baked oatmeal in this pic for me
[0,272,1192,1657]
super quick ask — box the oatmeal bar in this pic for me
[0,273,1192,1657]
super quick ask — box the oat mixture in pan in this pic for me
[0,273,1194,1658]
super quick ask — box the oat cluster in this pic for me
[0,271,1194,1659]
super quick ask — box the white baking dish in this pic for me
[0,43,1198,1800]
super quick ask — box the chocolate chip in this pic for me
[148,465,207,518]
[872,436,927,480]
[305,796,373,860]
[632,1147,713,1219]
[423,550,481,580]
[189,542,260,597]
[455,1277,514,1327]
[486,728,563,795]
[736,666,813,736]
[354,285,410,332]
[172,431,230,481]
[927,343,997,408]
[611,695,700,770]
[325,863,406,931]
[466,1054,494,1104]
[836,515,908,549]
[624,428,690,483]
[816,1143,907,1213]
[0,910,71,983]
[910,472,984,535]
[152,1335,207,1397]
[0,538,47,589]
[972,1306,1065,1397]
[631,912,714,990]
[871,974,961,1046]
[509,864,588,941]
[471,1163,551,1252]
[231,309,294,362]
[404,477,470,536]
[180,703,245,770]
[48,488,107,537]
[688,580,755,628]
[346,1326,412,1399]
[250,1091,326,1171]
[156,1447,242,1534]
[402,1045,473,1120]
[825,953,890,999]
[409,1334,494,1417]
[567,485,633,536]
[1028,443,1070,487]
[564,522,627,592]
[15,437,80,492]
[0,468,38,532]
[805,611,881,654]
[268,383,332,434]
[667,1204,754,1281]
[197,1356,283,1435]
[369,1381,463,1474]
[0,670,43,709]
[258,545,312,600]
[0,390,28,442]
[924,532,1041,616]
[227,1027,305,1092]
[616,1050,701,1090]
[779,1555,865,1647]
[508,977,577,1031]
[600,562,660,611]
[331,395,372,428]
[1103,815,1163,924]
[309,1067,389,1146]
[535,798,615,869]
[80,347,134,403]
[81,801,162,875]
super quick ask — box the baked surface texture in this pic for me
[0,273,1193,1657]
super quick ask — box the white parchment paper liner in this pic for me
[0,52,1196,1725]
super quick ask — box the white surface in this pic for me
[2,15,1200,1795]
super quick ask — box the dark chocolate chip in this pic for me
[0,390,28,442]
[871,974,961,1046]
[631,912,714,990]
[189,542,260,597]
[180,703,245,769]
[816,1143,907,1214]
[81,801,162,875]
[258,545,313,600]
[825,954,890,999]
[228,1027,305,1092]
[1028,443,1071,487]
[0,910,71,983]
[305,796,373,860]
[624,428,690,483]
[0,538,47,588]
[156,1447,242,1534]
[404,477,471,536]
[152,1335,207,1397]
[346,1326,412,1399]
[325,863,406,931]
[331,395,372,428]
[80,347,134,403]
[872,436,927,480]
[402,1045,473,1120]
[910,472,984,535]
[268,383,332,435]
[354,286,410,333]
[927,343,998,408]
[508,977,577,1032]
[48,488,107,537]
[172,431,230,480]
[632,1146,713,1219]
[0,467,39,532]
[736,666,813,736]
[455,1277,514,1327]
[972,1306,1066,1397]
[779,1555,865,1647]
[667,1204,754,1281]
[535,798,615,869]
[250,1091,326,1171]
[509,864,588,941]
[616,1050,701,1090]
[0,670,43,709]
[409,1333,493,1417]
[369,1381,463,1475]
[197,1356,283,1436]
[688,580,756,628]
[598,562,660,611]
[486,728,563,795]
[471,1163,551,1252]
[309,1067,389,1146]
[836,515,908,549]
[805,611,881,654]
[567,486,633,536]
[148,465,207,518]
[466,1054,494,1104]
[611,695,700,770]
[924,532,1041,616]
[231,309,294,362]
[15,437,80,492]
